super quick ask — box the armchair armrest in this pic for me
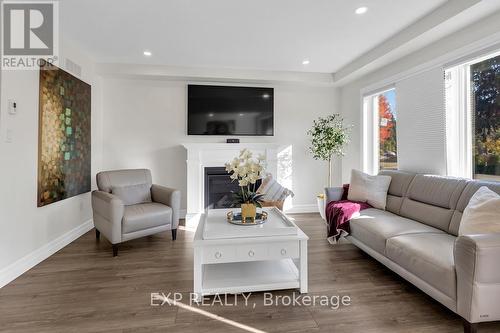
[91,190,124,244]
[324,186,345,206]
[455,233,500,323]
[151,184,181,229]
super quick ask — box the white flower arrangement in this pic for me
[225,149,266,206]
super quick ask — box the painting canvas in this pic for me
[37,61,91,207]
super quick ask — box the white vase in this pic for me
[317,196,326,220]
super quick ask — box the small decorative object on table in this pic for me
[224,149,266,224]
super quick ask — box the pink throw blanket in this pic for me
[326,185,371,242]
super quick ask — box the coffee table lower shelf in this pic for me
[195,259,301,298]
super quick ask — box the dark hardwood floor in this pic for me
[1,213,499,333]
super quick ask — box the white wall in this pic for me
[0,39,102,285]
[339,11,500,183]
[101,78,340,212]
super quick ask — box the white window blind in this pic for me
[395,68,447,175]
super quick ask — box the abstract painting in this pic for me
[37,61,91,207]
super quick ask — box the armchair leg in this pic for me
[112,244,118,257]
[95,229,100,240]
[171,228,177,241]
[463,320,478,333]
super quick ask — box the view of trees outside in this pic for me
[378,89,398,170]
[471,54,500,180]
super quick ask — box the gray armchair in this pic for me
[91,169,180,256]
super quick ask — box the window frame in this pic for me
[362,86,397,175]
[445,49,500,180]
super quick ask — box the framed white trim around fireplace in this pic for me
[182,142,283,223]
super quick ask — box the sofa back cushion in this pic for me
[379,170,416,215]
[96,169,153,193]
[111,183,152,206]
[399,175,467,232]
[449,180,500,235]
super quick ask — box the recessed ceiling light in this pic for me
[302,59,310,65]
[143,50,152,56]
[239,113,245,116]
[208,113,214,117]
[355,6,368,14]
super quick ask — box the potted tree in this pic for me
[308,114,351,219]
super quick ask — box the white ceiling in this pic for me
[60,0,449,73]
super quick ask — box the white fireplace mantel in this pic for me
[182,143,283,219]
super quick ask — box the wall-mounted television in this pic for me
[187,85,274,136]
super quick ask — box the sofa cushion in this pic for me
[406,174,467,209]
[97,169,152,193]
[379,170,416,215]
[122,203,172,234]
[349,208,444,254]
[400,199,455,232]
[379,170,416,197]
[386,233,456,299]
[400,174,467,231]
[111,183,152,206]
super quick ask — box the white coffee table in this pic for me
[193,207,308,300]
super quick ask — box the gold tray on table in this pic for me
[226,211,268,225]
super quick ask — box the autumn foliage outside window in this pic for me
[378,89,398,170]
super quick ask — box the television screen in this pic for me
[187,85,274,136]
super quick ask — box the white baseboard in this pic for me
[0,219,94,289]
[284,204,319,214]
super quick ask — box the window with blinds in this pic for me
[445,51,500,181]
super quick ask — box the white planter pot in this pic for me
[317,196,326,220]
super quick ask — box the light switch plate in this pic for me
[8,99,17,115]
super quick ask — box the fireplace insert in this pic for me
[204,167,262,209]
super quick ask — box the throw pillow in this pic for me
[458,186,500,236]
[347,169,392,210]
[111,183,152,206]
[257,174,294,202]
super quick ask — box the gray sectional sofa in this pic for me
[325,170,500,333]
